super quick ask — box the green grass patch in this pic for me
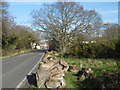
[2,49,37,60]
[64,72,79,88]
[57,56,119,88]
[30,85,38,89]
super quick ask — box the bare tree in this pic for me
[103,23,119,40]
[31,2,102,54]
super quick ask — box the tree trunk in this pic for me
[60,45,67,56]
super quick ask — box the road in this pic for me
[2,49,45,88]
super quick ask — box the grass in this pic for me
[2,49,37,60]
[30,85,38,89]
[57,56,119,88]
[64,71,79,88]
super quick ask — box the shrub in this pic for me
[114,38,120,58]
[101,71,120,88]
[66,38,119,58]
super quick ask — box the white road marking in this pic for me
[15,53,44,89]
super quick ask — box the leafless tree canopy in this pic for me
[103,23,119,40]
[31,2,102,54]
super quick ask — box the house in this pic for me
[31,42,48,49]
[31,42,37,49]
[82,41,96,44]
[38,42,48,49]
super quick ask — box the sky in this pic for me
[7,1,118,28]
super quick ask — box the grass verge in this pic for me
[2,49,37,60]
[57,56,120,88]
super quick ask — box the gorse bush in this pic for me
[66,38,120,58]
[94,39,117,58]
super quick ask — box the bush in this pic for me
[66,38,119,58]
[114,38,120,57]
[94,39,117,58]
[101,71,120,88]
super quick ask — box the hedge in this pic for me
[66,38,120,58]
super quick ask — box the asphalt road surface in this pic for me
[2,49,46,88]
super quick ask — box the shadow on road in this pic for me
[33,49,48,53]
[26,73,37,87]
[26,49,48,87]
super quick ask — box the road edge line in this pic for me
[15,53,44,88]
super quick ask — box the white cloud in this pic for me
[100,10,118,15]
